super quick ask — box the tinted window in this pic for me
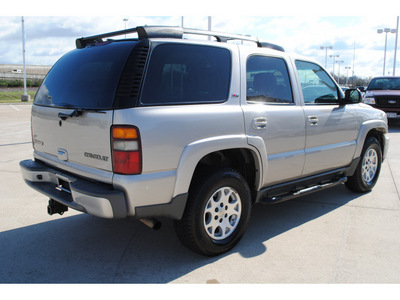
[246,56,293,104]
[34,41,137,109]
[295,60,339,104]
[140,44,231,105]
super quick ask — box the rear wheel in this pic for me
[175,169,252,256]
[345,136,382,193]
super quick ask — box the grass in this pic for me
[0,91,36,103]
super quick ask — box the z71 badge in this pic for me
[84,152,109,162]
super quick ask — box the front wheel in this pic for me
[345,136,382,193]
[175,169,252,256]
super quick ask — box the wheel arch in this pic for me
[173,135,263,202]
[355,120,388,160]
[189,148,258,199]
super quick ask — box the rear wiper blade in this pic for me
[58,108,106,120]
[58,109,81,120]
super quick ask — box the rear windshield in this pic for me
[34,41,137,109]
[367,77,400,90]
[140,44,231,105]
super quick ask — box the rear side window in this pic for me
[246,56,293,104]
[34,41,137,109]
[140,44,231,105]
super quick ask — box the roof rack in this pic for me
[75,25,284,52]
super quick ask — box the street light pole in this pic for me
[21,16,29,102]
[352,41,356,86]
[336,60,344,84]
[123,18,128,38]
[394,16,399,76]
[377,27,396,75]
[208,16,212,40]
[345,66,351,86]
[329,54,340,78]
[320,45,333,69]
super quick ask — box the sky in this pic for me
[2,1,400,79]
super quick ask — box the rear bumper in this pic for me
[20,159,127,219]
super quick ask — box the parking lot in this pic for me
[1,103,400,285]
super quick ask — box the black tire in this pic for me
[175,169,252,256]
[345,136,382,193]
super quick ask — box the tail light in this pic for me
[111,125,142,175]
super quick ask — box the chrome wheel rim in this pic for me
[203,187,242,240]
[362,148,378,184]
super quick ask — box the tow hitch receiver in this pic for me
[47,199,68,215]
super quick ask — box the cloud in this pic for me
[1,16,399,77]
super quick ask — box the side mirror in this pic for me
[341,88,362,105]
[357,86,365,92]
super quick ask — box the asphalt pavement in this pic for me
[1,103,400,287]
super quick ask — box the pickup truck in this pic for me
[363,76,400,120]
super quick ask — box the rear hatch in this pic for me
[31,40,143,175]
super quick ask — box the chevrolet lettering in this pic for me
[84,152,109,162]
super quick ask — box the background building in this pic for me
[0,64,51,80]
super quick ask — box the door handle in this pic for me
[252,117,267,130]
[307,115,318,126]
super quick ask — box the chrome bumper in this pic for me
[20,159,127,219]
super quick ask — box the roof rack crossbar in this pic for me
[182,28,259,44]
[75,26,284,52]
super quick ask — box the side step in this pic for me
[260,177,347,204]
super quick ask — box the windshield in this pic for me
[34,41,137,109]
[367,77,400,90]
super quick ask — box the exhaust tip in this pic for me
[140,218,162,230]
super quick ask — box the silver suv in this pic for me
[20,26,389,256]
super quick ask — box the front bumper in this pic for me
[368,105,400,118]
[20,159,127,219]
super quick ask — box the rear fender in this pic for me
[173,135,265,197]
